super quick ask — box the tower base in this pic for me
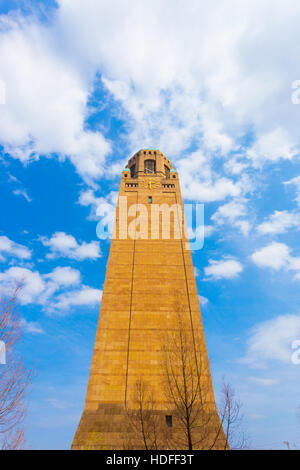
[72,403,228,450]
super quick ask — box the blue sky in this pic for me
[1,0,300,449]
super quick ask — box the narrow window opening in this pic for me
[148,196,152,204]
[130,164,136,178]
[166,415,172,427]
[165,165,170,179]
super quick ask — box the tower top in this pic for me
[125,149,175,178]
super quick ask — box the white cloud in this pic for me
[257,210,300,235]
[198,295,209,305]
[78,189,118,220]
[0,265,99,314]
[7,173,20,184]
[56,0,300,169]
[251,242,300,281]
[224,157,249,175]
[247,128,298,165]
[204,225,216,238]
[212,200,247,221]
[78,189,118,239]
[248,377,278,386]
[2,0,300,190]
[40,232,101,260]
[234,220,251,236]
[182,176,242,203]
[251,242,290,270]
[20,318,44,334]
[194,267,200,277]
[0,13,111,183]
[0,266,45,304]
[52,286,101,312]
[288,256,300,280]
[175,150,247,203]
[12,188,32,202]
[211,199,251,235]
[284,176,300,207]
[44,266,81,286]
[0,235,32,261]
[38,266,81,306]
[204,257,243,280]
[8,171,32,202]
[243,314,300,366]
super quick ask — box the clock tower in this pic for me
[72,149,226,449]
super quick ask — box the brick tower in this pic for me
[72,149,226,450]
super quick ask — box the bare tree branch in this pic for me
[0,284,34,449]
[124,302,246,450]
[217,378,248,450]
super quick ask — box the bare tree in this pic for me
[217,379,247,449]
[0,284,34,449]
[124,378,165,450]
[125,306,246,450]
[1,429,25,450]
[162,308,229,450]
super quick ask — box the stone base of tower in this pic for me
[71,404,128,450]
[71,403,228,450]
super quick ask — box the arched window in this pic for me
[164,165,170,179]
[144,159,156,174]
[130,164,136,178]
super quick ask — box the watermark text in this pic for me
[96,198,204,251]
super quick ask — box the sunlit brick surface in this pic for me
[72,150,226,450]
